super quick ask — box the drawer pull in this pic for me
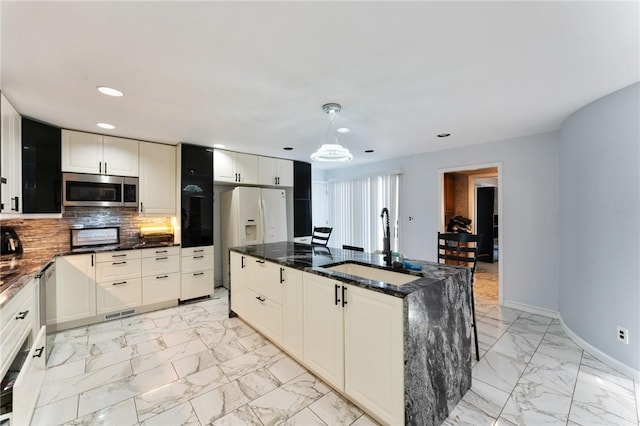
[15,310,29,320]
[112,254,127,258]
[155,250,168,254]
[193,272,204,276]
[335,284,340,305]
[241,256,245,268]
[33,346,45,358]
[194,249,204,253]
[156,275,169,279]
[193,255,204,259]
[112,261,127,265]
[256,296,266,302]
[113,281,128,286]
[280,267,284,283]
[155,257,168,261]
[256,260,265,264]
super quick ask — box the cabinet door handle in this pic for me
[155,250,168,254]
[105,162,108,174]
[256,295,266,302]
[140,202,144,212]
[238,173,241,182]
[235,173,238,182]
[193,255,204,259]
[91,254,94,267]
[99,161,102,174]
[256,260,265,264]
[11,196,19,211]
[33,346,45,358]
[15,310,29,320]
[280,267,284,283]
[342,286,347,307]
[113,281,128,286]
[156,275,169,279]
[112,261,127,265]
[112,254,127,258]
[155,257,168,261]
[193,272,204,276]
[241,256,245,268]
[334,284,340,305]
[194,249,204,253]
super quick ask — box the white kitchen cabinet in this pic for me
[1,93,22,213]
[247,257,282,303]
[229,251,250,315]
[55,254,96,323]
[44,264,58,327]
[0,278,36,378]
[141,246,180,305]
[61,129,139,176]
[213,149,258,184]
[10,325,46,426]
[139,141,176,215]
[281,265,304,360]
[180,246,214,300]
[258,157,293,187]
[302,272,345,390]
[344,284,404,426]
[95,250,142,315]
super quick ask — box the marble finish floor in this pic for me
[32,268,639,425]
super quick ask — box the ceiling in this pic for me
[1,2,638,170]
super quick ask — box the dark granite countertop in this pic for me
[0,242,180,309]
[229,241,467,298]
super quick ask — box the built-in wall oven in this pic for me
[63,173,138,208]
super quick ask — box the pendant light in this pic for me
[311,103,353,162]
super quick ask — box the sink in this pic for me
[325,262,419,286]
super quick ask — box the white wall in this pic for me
[559,82,640,373]
[323,131,560,312]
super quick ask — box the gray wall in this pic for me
[323,131,561,312]
[559,82,640,371]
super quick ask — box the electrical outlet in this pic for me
[617,326,629,344]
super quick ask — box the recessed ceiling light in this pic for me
[364,149,374,153]
[212,144,226,149]
[97,122,115,130]
[336,127,351,133]
[283,147,293,151]
[437,133,451,138]
[97,86,124,97]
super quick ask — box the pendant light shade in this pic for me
[311,103,353,162]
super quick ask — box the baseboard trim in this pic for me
[502,300,560,319]
[559,317,640,381]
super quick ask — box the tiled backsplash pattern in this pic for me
[1,207,174,263]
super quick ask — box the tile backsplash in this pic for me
[1,207,174,262]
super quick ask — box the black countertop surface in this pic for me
[230,241,466,298]
[0,242,180,308]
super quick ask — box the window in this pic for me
[328,172,401,252]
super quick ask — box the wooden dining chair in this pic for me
[437,232,483,361]
[311,227,333,246]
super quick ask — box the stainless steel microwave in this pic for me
[63,173,138,207]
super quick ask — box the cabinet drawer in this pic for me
[0,280,34,330]
[0,296,35,376]
[142,273,180,305]
[181,246,213,257]
[181,270,214,300]
[141,246,180,258]
[142,255,180,276]
[96,278,142,314]
[96,258,141,282]
[96,249,141,263]
[246,288,282,344]
[181,254,213,273]
[247,259,282,304]
[12,325,47,426]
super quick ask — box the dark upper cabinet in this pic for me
[293,161,312,237]
[181,144,213,248]
[22,117,62,213]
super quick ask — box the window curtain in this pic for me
[328,173,401,253]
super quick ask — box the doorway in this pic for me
[440,164,502,305]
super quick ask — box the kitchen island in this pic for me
[228,242,472,426]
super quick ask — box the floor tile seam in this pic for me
[131,396,141,426]
[305,402,331,426]
[469,377,511,421]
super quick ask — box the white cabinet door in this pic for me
[44,265,58,326]
[55,254,96,323]
[181,269,214,300]
[258,156,277,186]
[230,251,250,315]
[142,273,180,305]
[103,136,139,177]
[1,94,22,213]
[282,265,304,360]
[213,149,236,182]
[246,287,282,344]
[141,255,180,276]
[96,278,142,314]
[302,272,344,390]
[139,142,176,215]
[344,284,404,426]
[236,152,258,184]
[95,258,141,283]
[247,258,282,304]
[12,325,46,426]
[276,159,294,187]
[61,129,102,174]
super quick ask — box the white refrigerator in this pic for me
[221,187,288,287]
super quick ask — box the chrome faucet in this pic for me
[380,207,392,267]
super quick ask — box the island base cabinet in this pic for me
[302,273,345,391]
[246,288,283,344]
[11,325,46,426]
[96,278,142,315]
[344,284,404,426]
[281,266,304,360]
